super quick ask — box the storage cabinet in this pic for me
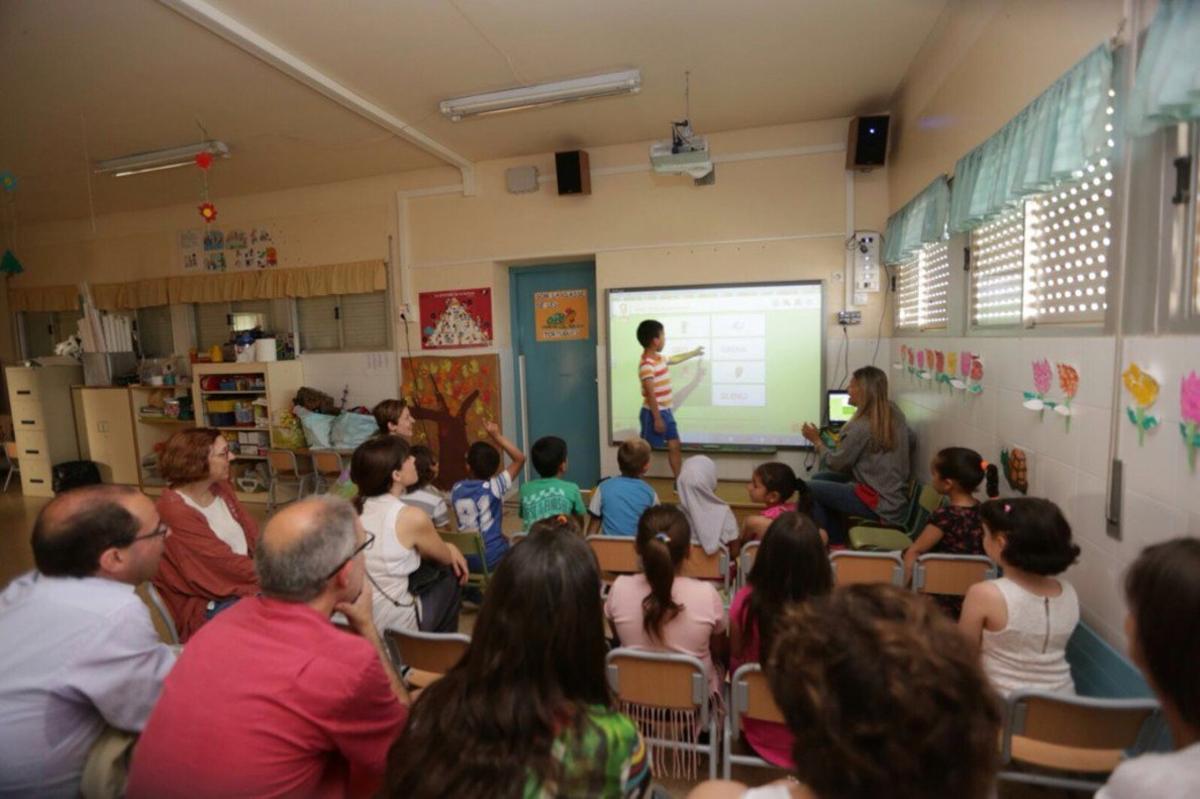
[73,387,139,485]
[5,365,83,497]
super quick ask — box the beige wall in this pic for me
[888,0,1124,211]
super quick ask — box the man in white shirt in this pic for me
[0,485,177,799]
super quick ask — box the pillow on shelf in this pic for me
[298,410,336,450]
[331,411,378,450]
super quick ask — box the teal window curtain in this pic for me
[949,45,1113,233]
[1127,0,1200,136]
[883,175,949,264]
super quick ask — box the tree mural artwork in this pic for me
[401,355,502,490]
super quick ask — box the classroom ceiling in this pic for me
[0,0,948,224]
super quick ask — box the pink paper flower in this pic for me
[960,352,972,378]
[1182,371,1200,424]
[917,350,925,369]
[1032,359,1052,395]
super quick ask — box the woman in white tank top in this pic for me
[350,436,469,634]
[960,498,1081,696]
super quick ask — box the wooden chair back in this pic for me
[587,535,640,576]
[1003,691,1160,775]
[606,648,707,711]
[830,550,903,586]
[310,450,344,476]
[267,449,309,476]
[731,664,785,725]
[914,553,997,596]
[385,629,471,675]
[136,582,180,646]
[681,544,729,587]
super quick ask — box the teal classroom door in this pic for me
[510,262,600,490]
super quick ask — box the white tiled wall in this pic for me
[890,334,1200,650]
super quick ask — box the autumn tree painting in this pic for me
[401,355,502,490]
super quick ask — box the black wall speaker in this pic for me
[555,150,591,195]
[846,115,890,170]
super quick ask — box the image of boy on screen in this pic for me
[587,438,660,536]
[519,436,586,527]
[637,319,704,479]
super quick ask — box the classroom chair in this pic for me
[135,582,180,647]
[2,441,19,492]
[724,663,788,778]
[587,535,640,588]
[266,449,315,513]
[998,690,1161,792]
[912,553,997,596]
[681,543,731,591]
[847,482,942,551]
[440,531,492,594]
[735,541,761,592]
[384,629,471,689]
[309,450,345,494]
[606,647,720,781]
[829,550,904,587]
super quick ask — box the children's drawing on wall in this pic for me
[225,229,247,250]
[180,224,278,272]
[419,288,493,350]
[1024,358,1057,420]
[401,354,501,489]
[1122,363,1160,446]
[1000,446,1030,494]
[1181,371,1200,472]
[203,228,224,251]
[534,289,589,342]
[1055,363,1079,431]
[179,229,202,272]
[204,252,227,272]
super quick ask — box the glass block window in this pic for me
[893,242,949,331]
[895,258,921,329]
[970,207,1025,326]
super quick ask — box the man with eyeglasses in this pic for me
[127,496,409,799]
[0,485,177,799]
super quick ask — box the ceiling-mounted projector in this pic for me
[649,120,712,179]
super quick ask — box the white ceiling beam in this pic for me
[157,0,474,172]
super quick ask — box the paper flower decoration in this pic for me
[0,171,16,192]
[1024,359,1057,418]
[935,350,945,374]
[1001,447,1029,494]
[1055,363,1080,430]
[917,350,925,370]
[198,202,218,223]
[970,356,983,382]
[0,249,22,276]
[947,351,958,377]
[195,151,214,170]
[1122,363,1159,446]
[1181,371,1200,471]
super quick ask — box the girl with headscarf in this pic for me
[676,456,738,555]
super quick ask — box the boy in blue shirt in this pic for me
[587,437,659,536]
[519,436,587,528]
[451,421,526,571]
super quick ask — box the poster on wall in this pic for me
[401,354,501,489]
[534,288,589,342]
[419,287,493,349]
[178,225,279,273]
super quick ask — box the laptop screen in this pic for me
[826,390,856,427]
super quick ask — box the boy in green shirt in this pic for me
[519,436,586,528]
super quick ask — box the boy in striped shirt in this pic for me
[636,319,704,479]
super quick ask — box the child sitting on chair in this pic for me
[519,436,586,528]
[902,447,999,618]
[587,438,659,537]
[735,462,820,557]
[450,422,525,572]
[404,445,451,530]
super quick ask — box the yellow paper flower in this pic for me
[1122,363,1159,408]
[947,351,958,375]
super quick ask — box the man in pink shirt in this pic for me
[127,496,409,799]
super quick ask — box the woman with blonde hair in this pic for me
[800,366,912,544]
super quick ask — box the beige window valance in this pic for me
[8,259,387,312]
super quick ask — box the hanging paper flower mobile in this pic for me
[195,151,214,170]
[1024,358,1057,419]
[0,171,16,192]
[1122,364,1159,446]
[1180,371,1200,471]
[1055,363,1079,431]
[198,202,218,223]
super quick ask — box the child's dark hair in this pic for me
[754,462,795,503]
[617,438,652,476]
[350,435,411,514]
[636,319,664,348]
[979,498,1080,575]
[1124,538,1200,729]
[408,444,437,491]
[530,436,567,479]
[528,514,581,537]
[466,441,501,480]
[743,512,831,662]
[935,447,999,497]
[635,504,690,641]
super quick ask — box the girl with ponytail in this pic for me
[902,447,999,618]
[735,461,824,556]
[604,505,728,694]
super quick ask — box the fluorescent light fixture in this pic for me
[440,69,641,121]
[94,140,230,178]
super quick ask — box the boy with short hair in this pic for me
[451,422,525,571]
[636,319,704,479]
[587,437,659,536]
[519,435,586,527]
